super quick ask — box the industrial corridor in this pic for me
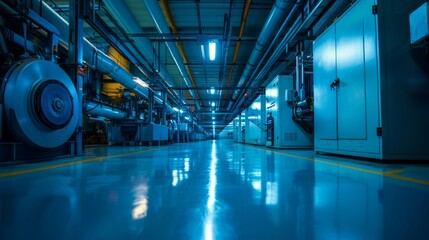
[1,140,429,239]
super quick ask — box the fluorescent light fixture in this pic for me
[212,121,215,125]
[209,41,216,61]
[185,116,190,120]
[210,87,215,94]
[212,117,215,120]
[212,111,215,113]
[211,102,215,107]
[133,77,148,88]
[180,110,184,113]
[201,44,206,60]
[173,107,179,112]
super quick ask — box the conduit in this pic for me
[227,0,292,111]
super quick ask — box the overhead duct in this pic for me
[231,0,332,117]
[28,0,171,109]
[227,0,292,110]
[142,0,201,110]
[102,0,198,108]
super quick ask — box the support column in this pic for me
[176,111,180,143]
[162,91,166,125]
[69,0,84,155]
[148,86,153,123]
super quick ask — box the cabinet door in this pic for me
[336,0,367,140]
[314,26,338,141]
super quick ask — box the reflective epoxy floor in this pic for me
[1,140,429,239]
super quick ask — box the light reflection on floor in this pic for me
[0,140,429,239]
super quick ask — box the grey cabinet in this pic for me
[314,0,429,160]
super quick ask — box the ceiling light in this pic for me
[212,121,215,125]
[211,102,215,107]
[212,117,215,120]
[173,107,179,112]
[212,111,215,113]
[200,44,206,60]
[209,41,216,61]
[210,87,215,94]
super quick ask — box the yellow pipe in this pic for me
[160,0,202,111]
[223,0,251,107]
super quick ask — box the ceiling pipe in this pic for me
[84,101,128,119]
[27,0,171,110]
[97,7,182,107]
[230,0,332,118]
[102,0,192,108]
[223,0,251,107]
[142,0,201,110]
[218,0,235,109]
[227,0,292,111]
[255,0,331,82]
[195,0,209,86]
[229,2,301,114]
[160,0,201,109]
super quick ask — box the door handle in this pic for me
[330,78,340,90]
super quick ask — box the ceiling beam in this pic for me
[171,86,258,90]
[118,33,257,42]
[193,111,231,115]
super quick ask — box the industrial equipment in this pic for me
[265,75,313,149]
[266,112,274,147]
[245,95,266,146]
[2,59,79,148]
[136,123,168,145]
[313,0,429,160]
[232,116,241,143]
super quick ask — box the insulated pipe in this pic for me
[142,0,201,110]
[230,2,302,115]
[102,0,192,107]
[27,1,169,107]
[227,0,291,110]
[84,101,128,119]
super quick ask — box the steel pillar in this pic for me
[68,0,84,155]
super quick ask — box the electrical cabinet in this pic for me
[265,75,313,149]
[233,116,238,142]
[245,95,266,145]
[137,123,168,141]
[239,111,246,143]
[314,0,429,160]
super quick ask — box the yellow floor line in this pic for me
[0,146,169,178]
[252,146,429,186]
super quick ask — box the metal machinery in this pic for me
[0,2,81,162]
[313,0,429,159]
[189,124,206,142]
[265,75,313,148]
[2,59,79,148]
[218,122,233,139]
[245,95,267,146]
[0,58,80,161]
[0,1,209,162]
[239,111,246,143]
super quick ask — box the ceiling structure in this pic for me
[45,0,351,133]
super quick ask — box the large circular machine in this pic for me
[1,59,79,148]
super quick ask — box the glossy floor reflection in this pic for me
[1,140,429,239]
